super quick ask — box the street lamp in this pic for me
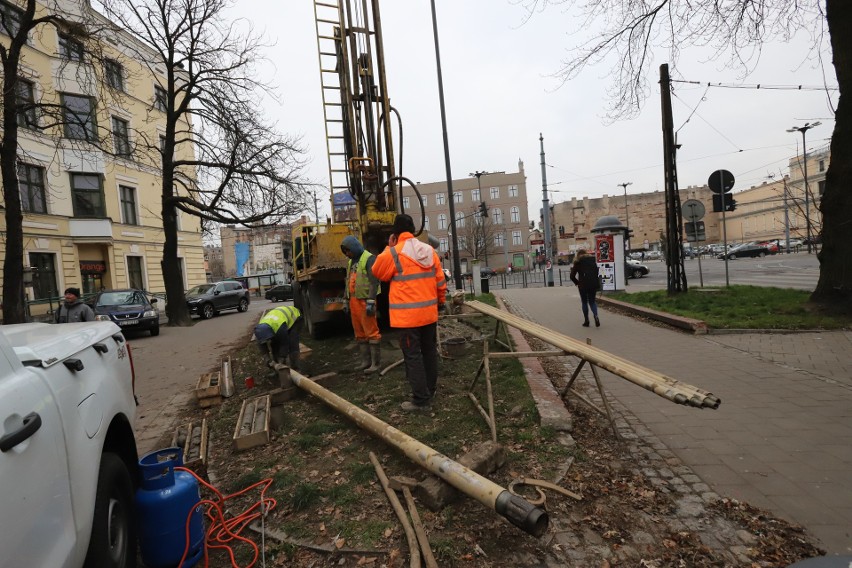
[469,171,491,265]
[786,122,821,254]
[617,181,632,248]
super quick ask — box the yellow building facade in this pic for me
[0,0,206,315]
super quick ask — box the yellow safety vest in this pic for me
[258,306,301,333]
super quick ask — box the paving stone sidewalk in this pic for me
[500,286,852,555]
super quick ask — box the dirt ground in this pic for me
[166,310,824,568]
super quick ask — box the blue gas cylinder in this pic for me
[135,447,205,568]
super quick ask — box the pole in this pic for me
[783,178,790,253]
[618,182,632,287]
[313,191,320,223]
[693,217,703,287]
[473,171,490,266]
[720,171,730,287]
[659,64,687,293]
[429,0,463,290]
[801,129,812,254]
[503,229,509,272]
[539,134,554,287]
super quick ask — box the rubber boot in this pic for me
[357,342,371,371]
[365,340,382,374]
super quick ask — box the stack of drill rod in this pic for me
[466,300,721,409]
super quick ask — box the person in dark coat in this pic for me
[569,250,601,327]
[55,287,95,323]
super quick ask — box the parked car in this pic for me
[265,284,294,302]
[785,238,805,249]
[186,281,250,319]
[0,321,138,567]
[718,242,770,259]
[92,289,160,336]
[462,267,496,280]
[626,259,650,278]
[757,241,780,254]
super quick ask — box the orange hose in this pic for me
[175,466,277,568]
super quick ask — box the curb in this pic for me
[493,295,575,436]
[597,295,709,334]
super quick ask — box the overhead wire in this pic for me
[670,79,839,92]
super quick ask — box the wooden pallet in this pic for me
[232,395,271,451]
[171,419,209,477]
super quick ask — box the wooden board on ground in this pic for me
[171,419,209,477]
[195,371,221,399]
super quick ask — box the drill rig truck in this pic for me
[293,0,425,337]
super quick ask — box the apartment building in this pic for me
[410,161,531,273]
[0,0,205,311]
[220,222,297,277]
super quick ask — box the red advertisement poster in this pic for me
[595,234,614,263]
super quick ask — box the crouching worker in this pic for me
[254,305,303,371]
[341,235,382,373]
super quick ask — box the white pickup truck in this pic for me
[0,322,138,568]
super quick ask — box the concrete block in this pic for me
[416,441,506,511]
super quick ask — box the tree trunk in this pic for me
[813,0,852,312]
[2,58,27,324]
[161,193,193,326]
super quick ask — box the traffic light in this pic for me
[478,201,488,217]
[712,193,736,212]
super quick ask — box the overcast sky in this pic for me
[246,1,837,225]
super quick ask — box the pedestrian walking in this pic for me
[55,287,95,323]
[340,235,382,373]
[569,249,601,327]
[372,214,447,411]
[254,305,303,371]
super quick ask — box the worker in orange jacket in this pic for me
[372,214,447,411]
[341,235,382,373]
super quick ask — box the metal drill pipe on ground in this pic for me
[466,301,720,409]
[286,368,549,537]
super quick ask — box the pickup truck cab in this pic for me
[0,322,138,568]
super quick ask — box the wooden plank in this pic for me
[198,395,222,408]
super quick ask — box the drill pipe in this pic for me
[286,368,549,537]
[466,300,720,409]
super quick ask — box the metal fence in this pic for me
[458,268,573,294]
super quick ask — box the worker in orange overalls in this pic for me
[341,235,382,373]
[372,214,447,411]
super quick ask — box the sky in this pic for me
[243,1,837,225]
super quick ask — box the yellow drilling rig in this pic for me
[292,0,429,337]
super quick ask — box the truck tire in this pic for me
[83,452,136,568]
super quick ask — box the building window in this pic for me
[127,256,144,289]
[510,206,520,223]
[154,85,167,112]
[62,93,97,141]
[105,59,124,91]
[458,236,466,250]
[471,188,480,202]
[112,116,131,157]
[819,160,825,172]
[1,1,23,36]
[509,184,518,197]
[17,163,47,214]
[495,233,504,247]
[16,78,37,129]
[120,185,138,225]
[492,207,503,225]
[423,216,430,231]
[436,193,445,206]
[71,173,105,217]
[402,196,410,209]
[453,191,462,203]
[29,252,58,300]
[438,213,447,230]
[513,230,522,245]
[455,211,465,228]
[818,180,826,197]
[422,194,428,207]
[490,186,499,200]
[439,238,448,252]
[58,32,85,61]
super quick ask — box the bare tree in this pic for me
[457,209,499,265]
[1,0,128,323]
[99,0,312,325]
[523,0,851,311]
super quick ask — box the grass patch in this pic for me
[290,482,322,511]
[610,285,850,329]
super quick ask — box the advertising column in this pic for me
[595,232,625,291]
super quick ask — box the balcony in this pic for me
[69,218,113,239]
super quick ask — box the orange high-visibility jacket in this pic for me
[372,232,447,328]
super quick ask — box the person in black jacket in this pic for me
[569,250,601,327]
